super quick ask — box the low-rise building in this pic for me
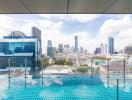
[125,45,132,55]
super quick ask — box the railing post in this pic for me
[123,58,126,88]
[91,57,92,77]
[24,58,27,87]
[8,58,11,78]
[107,77,109,87]
[117,79,119,100]
[42,60,43,86]
[107,59,109,78]
[8,78,11,89]
[8,58,11,89]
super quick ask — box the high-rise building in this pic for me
[52,47,57,57]
[58,44,63,53]
[75,36,78,53]
[47,40,53,58]
[125,45,132,55]
[100,43,104,54]
[64,44,70,54]
[32,27,42,56]
[95,47,101,54]
[0,31,41,72]
[71,47,75,53]
[100,43,107,54]
[108,37,114,55]
[80,47,83,53]
[105,43,107,54]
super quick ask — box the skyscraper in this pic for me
[64,44,70,54]
[71,47,75,53]
[58,44,63,53]
[80,47,84,53]
[105,43,107,54]
[52,47,57,57]
[32,26,42,56]
[47,40,53,58]
[108,37,114,55]
[100,43,105,54]
[75,36,78,53]
[100,43,107,54]
[95,47,101,54]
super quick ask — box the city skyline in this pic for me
[0,14,132,53]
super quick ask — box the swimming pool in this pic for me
[0,75,132,100]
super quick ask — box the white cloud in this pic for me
[117,28,132,38]
[39,14,102,23]
[100,15,132,35]
[0,15,14,36]
[68,14,102,23]
[0,15,32,37]
[0,15,12,28]
[99,15,132,51]
[19,23,38,35]
[116,28,132,50]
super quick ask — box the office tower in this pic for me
[75,36,78,53]
[58,44,63,53]
[100,43,104,54]
[64,44,70,54]
[105,43,107,54]
[100,43,108,54]
[108,37,114,55]
[80,47,83,53]
[47,40,53,58]
[71,47,75,53]
[125,45,132,55]
[64,44,70,48]
[32,26,42,57]
[52,47,57,57]
[95,47,101,54]
[0,31,41,72]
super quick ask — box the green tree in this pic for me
[77,67,88,73]
[54,58,73,66]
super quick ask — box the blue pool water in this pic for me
[0,75,132,100]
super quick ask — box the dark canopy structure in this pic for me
[0,0,132,14]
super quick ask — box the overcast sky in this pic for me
[0,14,132,54]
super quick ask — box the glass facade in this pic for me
[95,47,101,54]
[47,40,53,58]
[0,29,41,73]
[47,47,53,58]
[108,37,114,55]
[0,42,35,54]
[0,56,33,68]
[0,41,37,68]
[58,44,63,53]
[75,36,78,53]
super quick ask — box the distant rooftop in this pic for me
[3,31,34,39]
